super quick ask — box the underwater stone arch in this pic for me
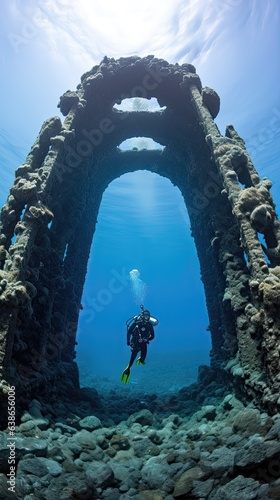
[1,55,280,419]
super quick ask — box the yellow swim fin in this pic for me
[120,366,131,384]
[136,358,145,366]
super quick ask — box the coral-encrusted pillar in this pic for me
[190,84,280,409]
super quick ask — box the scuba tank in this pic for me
[126,304,159,329]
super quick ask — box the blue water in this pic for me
[76,167,211,388]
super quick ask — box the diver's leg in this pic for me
[140,343,147,363]
[121,348,139,384]
[128,348,139,367]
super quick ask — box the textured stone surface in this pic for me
[84,460,114,488]
[173,466,207,497]
[209,475,269,499]
[232,408,262,435]
[78,415,102,430]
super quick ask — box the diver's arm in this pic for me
[127,322,135,344]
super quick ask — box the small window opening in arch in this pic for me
[257,234,271,265]
[19,204,27,222]
[113,97,166,113]
[63,243,69,261]
[243,250,249,268]
[11,203,27,244]
[119,137,164,151]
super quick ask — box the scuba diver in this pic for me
[120,305,159,384]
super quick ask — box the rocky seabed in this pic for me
[1,390,280,499]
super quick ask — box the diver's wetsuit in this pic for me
[127,318,154,367]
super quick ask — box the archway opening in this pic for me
[118,137,164,151]
[76,170,211,393]
[113,96,166,113]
